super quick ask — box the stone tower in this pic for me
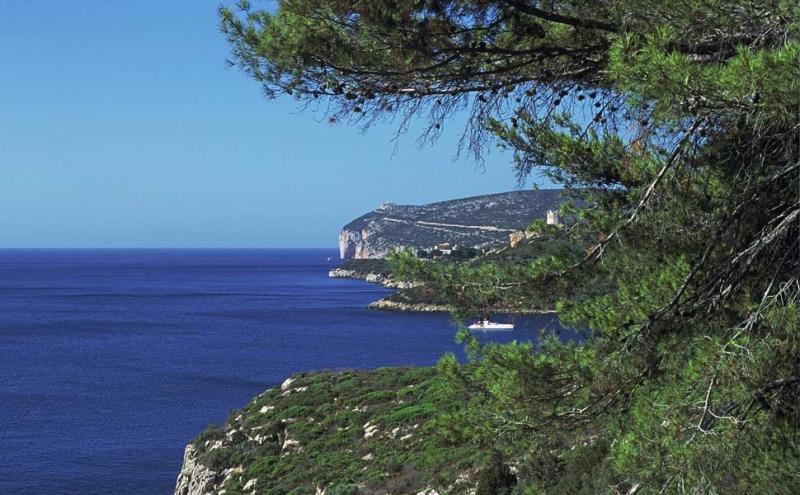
[546,209,561,226]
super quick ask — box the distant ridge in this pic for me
[339,189,567,259]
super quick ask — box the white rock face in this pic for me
[339,229,373,259]
[363,422,380,439]
[281,437,301,452]
[174,445,219,495]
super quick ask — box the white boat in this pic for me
[468,319,515,331]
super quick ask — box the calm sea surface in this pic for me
[0,249,572,495]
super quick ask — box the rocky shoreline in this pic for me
[329,268,449,313]
[368,298,556,315]
[331,268,556,315]
[367,298,450,312]
[328,267,413,289]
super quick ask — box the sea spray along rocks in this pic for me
[338,190,566,259]
[174,368,482,495]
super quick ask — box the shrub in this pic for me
[327,484,360,495]
[194,425,225,452]
[476,455,517,495]
[387,457,404,474]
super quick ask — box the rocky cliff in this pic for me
[338,189,566,259]
[174,445,219,495]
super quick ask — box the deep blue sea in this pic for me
[0,249,571,495]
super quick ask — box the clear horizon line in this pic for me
[0,246,338,250]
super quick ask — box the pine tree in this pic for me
[220,2,799,492]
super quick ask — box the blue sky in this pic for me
[0,1,542,248]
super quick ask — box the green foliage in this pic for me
[326,484,360,495]
[220,1,800,493]
[447,246,481,261]
[475,455,517,495]
[193,424,225,452]
[387,230,601,318]
[337,258,392,277]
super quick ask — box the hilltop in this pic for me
[339,189,566,259]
